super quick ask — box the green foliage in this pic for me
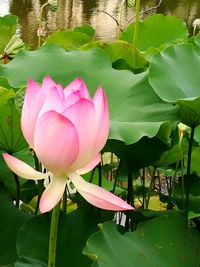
[15,210,99,267]
[0,9,200,267]
[46,25,95,51]
[0,45,178,147]
[81,40,149,69]
[120,14,188,52]
[0,88,26,153]
[0,14,18,54]
[84,214,200,267]
[149,43,200,127]
[0,185,31,266]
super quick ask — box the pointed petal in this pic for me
[64,77,91,100]
[93,87,109,153]
[56,83,64,99]
[63,99,96,171]
[69,172,134,211]
[64,90,82,109]
[38,87,65,119]
[77,154,101,175]
[39,175,66,213]
[34,111,79,175]
[2,153,47,180]
[42,76,57,91]
[21,79,44,148]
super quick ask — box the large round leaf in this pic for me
[0,88,27,153]
[46,30,93,51]
[15,210,99,267]
[120,14,188,52]
[81,40,149,69]
[0,185,31,266]
[84,214,200,267]
[149,44,200,102]
[0,45,179,146]
[149,43,200,127]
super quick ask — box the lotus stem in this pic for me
[33,151,43,215]
[38,2,48,48]
[141,167,146,208]
[48,201,61,267]
[133,0,140,58]
[13,172,20,208]
[146,167,156,210]
[117,0,126,39]
[62,186,67,214]
[97,163,102,217]
[112,160,121,193]
[185,126,195,219]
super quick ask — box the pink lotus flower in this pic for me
[3,77,133,213]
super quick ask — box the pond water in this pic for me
[0,0,200,48]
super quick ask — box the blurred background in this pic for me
[0,0,200,48]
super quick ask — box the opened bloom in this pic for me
[3,77,133,213]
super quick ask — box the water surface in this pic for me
[0,0,200,48]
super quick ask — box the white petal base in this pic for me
[39,175,67,213]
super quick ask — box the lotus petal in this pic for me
[64,77,91,100]
[77,154,101,175]
[93,87,109,154]
[63,99,96,171]
[2,153,47,180]
[21,79,44,148]
[38,87,65,119]
[34,111,79,175]
[39,175,67,213]
[68,172,134,211]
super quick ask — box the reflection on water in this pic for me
[0,0,200,48]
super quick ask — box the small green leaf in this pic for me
[0,14,18,54]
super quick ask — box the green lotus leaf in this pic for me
[149,43,200,127]
[0,185,31,266]
[0,45,179,147]
[84,214,200,267]
[15,210,99,267]
[120,14,188,52]
[174,174,200,213]
[46,30,93,51]
[0,14,18,55]
[191,147,200,177]
[0,88,27,153]
[0,149,37,202]
[74,25,95,39]
[81,40,149,69]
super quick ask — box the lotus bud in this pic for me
[48,0,58,12]
[193,18,200,35]
[126,0,136,7]
[3,34,24,59]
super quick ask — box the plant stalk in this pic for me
[33,151,44,215]
[146,167,156,210]
[185,126,195,219]
[117,0,126,39]
[62,186,67,214]
[127,171,134,206]
[13,172,20,208]
[141,168,146,208]
[48,201,61,267]
[97,163,102,217]
[132,0,140,60]
[38,2,48,48]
